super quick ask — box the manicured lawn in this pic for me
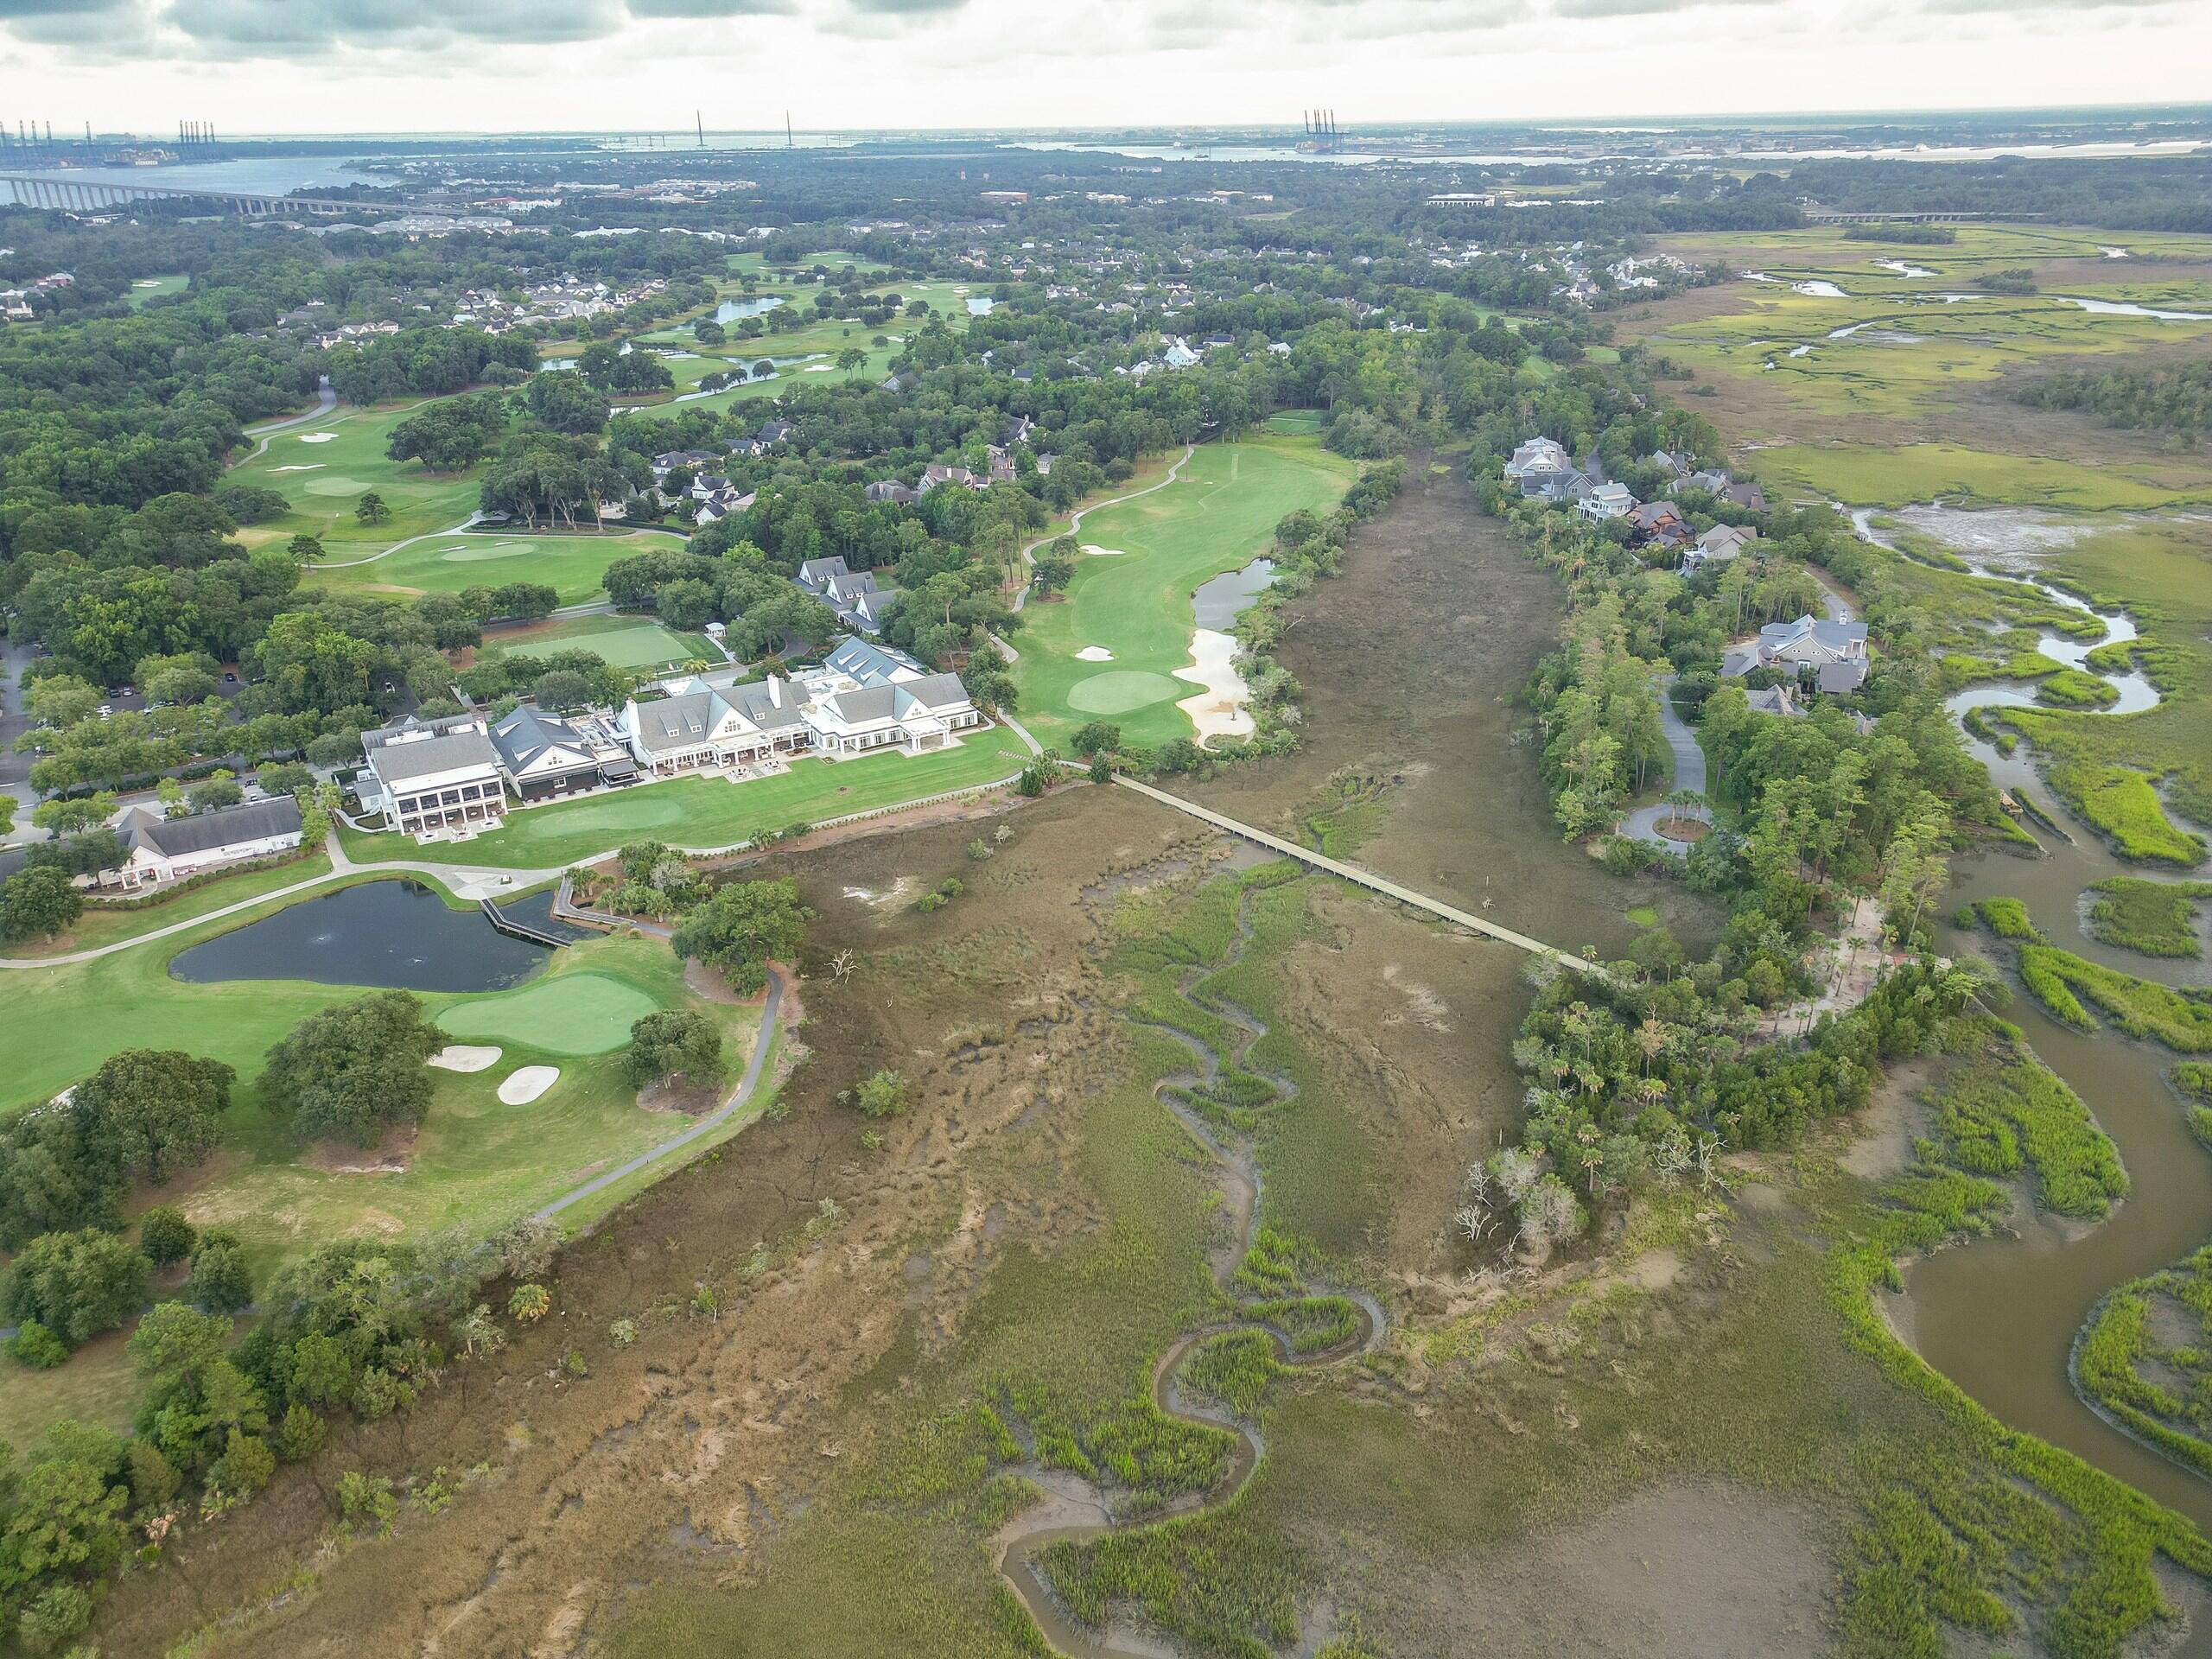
[341,728,1021,868]
[226,398,482,550]
[480,612,717,671]
[125,272,188,308]
[1011,436,1362,747]
[437,969,661,1053]
[0,851,334,960]
[309,528,686,608]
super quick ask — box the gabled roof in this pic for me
[798,556,851,589]
[628,688,740,753]
[823,635,926,685]
[122,796,302,859]
[490,706,595,774]
[367,728,501,785]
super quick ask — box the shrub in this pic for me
[855,1070,908,1120]
[7,1319,68,1370]
[510,1282,551,1322]
[140,1205,198,1267]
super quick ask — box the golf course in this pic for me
[478,611,720,671]
[0,881,769,1448]
[1011,434,1362,747]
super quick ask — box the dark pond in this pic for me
[169,880,549,992]
[715,294,787,323]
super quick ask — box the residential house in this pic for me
[1673,468,1733,498]
[918,462,985,494]
[1625,501,1691,549]
[101,797,304,891]
[1719,481,1769,514]
[1645,449,1694,481]
[1723,613,1871,691]
[849,587,899,632]
[359,712,507,836]
[1683,524,1757,570]
[797,556,855,595]
[489,705,637,803]
[1504,437,1572,481]
[865,480,917,506]
[1580,481,1636,520]
[756,420,795,447]
[1000,415,1035,448]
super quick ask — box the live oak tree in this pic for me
[0,867,83,944]
[669,878,809,995]
[72,1048,238,1184]
[1,1229,149,1349]
[626,1009,726,1090]
[260,990,441,1147]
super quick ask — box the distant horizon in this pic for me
[5,0,2208,142]
[55,103,2212,144]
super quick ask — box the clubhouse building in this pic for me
[619,636,984,778]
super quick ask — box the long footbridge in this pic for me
[1111,776,1605,978]
[0,173,402,216]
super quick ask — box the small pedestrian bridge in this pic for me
[1110,776,1605,979]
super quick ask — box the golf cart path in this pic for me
[534,965,785,1222]
[1001,442,1198,629]
[237,379,339,462]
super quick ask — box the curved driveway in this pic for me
[1619,674,1707,848]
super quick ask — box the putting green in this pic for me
[301,474,372,497]
[436,971,660,1055]
[1066,671,1186,715]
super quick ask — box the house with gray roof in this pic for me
[796,556,852,595]
[1683,524,1756,570]
[489,705,637,802]
[102,797,304,890]
[359,713,507,836]
[1723,613,1871,692]
[1504,436,1572,481]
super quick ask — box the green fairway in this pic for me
[125,272,188,308]
[226,398,484,550]
[340,728,1019,868]
[1262,409,1325,435]
[307,528,685,607]
[1011,435,1362,747]
[437,969,661,1053]
[481,612,717,671]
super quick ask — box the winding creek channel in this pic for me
[993,860,1386,1658]
[1847,506,2212,1543]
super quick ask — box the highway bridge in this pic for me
[0,173,400,216]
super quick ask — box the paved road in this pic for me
[535,966,785,1222]
[0,637,35,848]
[1619,674,1707,848]
[1110,776,1606,978]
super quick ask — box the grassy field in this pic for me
[480,611,718,671]
[226,400,483,550]
[309,528,685,608]
[340,728,1019,868]
[125,272,188,308]
[0,851,334,961]
[1755,441,2212,512]
[1011,435,1362,747]
[436,969,662,1053]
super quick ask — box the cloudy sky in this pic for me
[0,0,2206,137]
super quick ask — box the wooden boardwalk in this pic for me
[1111,777,1604,978]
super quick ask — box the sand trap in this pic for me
[804,363,836,372]
[1173,628,1255,746]
[272,463,324,473]
[298,432,336,444]
[1080,543,1128,556]
[1075,645,1115,662]
[133,280,160,288]
[429,1045,502,1072]
[499,1065,561,1104]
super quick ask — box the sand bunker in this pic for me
[1075,645,1115,662]
[298,432,336,444]
[272,464,324,473]
[1173,628,1255,746]
[499,1065,561,1104]
[429,1045,502,1072]
[1079,543,1128,556]
[804,363,836,372]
